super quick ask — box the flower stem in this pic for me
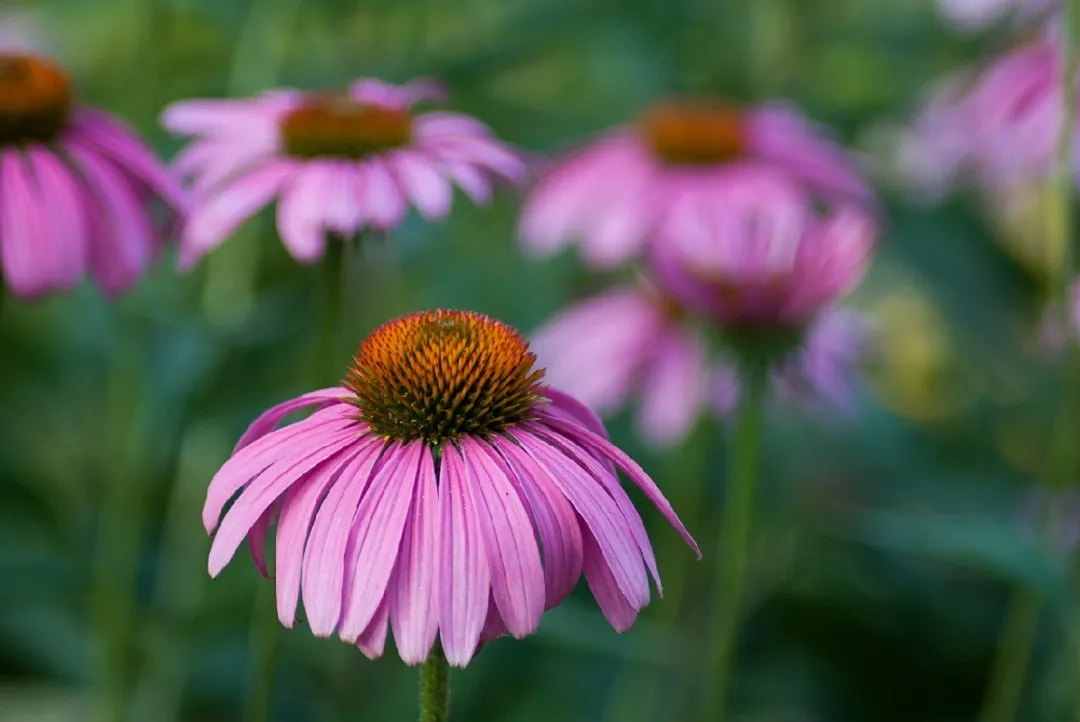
[704,364,767,722]
[244,585,279,722]
[978,587,1042,722]
[419,645,451,722]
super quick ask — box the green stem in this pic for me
[244,585,280,722]
[313,238,348,386]
[704,365,767,722]
[419,646,451,722]
[978,588,1043,722]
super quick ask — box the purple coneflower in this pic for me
[519,100,872,269]
[163,79,524,270]
[0,53,185,298]
[531,279,710,449]
[651,168,875,334]
[203,310,698,669]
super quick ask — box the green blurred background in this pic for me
[0,0,1074,720]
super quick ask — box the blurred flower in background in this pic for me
[163,78,524,270]
[203,311,698,668]
[519,100,873,270]
[937,0,1056,32]
[0,53,185,299]
[0,3,51,55]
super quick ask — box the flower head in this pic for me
[0,53,185,298]
[203,310,698,667]
[163,79,525,270]
[520,100,873,269]
[650,169,876,335]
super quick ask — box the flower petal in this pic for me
[582,524,638,632]
[391,150,452,220]
[636,328,709,448]
[276,162,331,263]
[390,445,440,665]
[356,594,391,661]
[438,444,491,667]
[235,389,353,452]
[460,438,544,637]
[339,442,424,642]
[25,145,87,291]
[0,149,52,298]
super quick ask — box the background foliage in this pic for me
[0,0,1072,720]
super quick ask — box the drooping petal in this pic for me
[582,524,638,632]
[276,162,331,263]
[391,150,452,220]
[247,503,277,578]
[540,387,608,438]
[503,433,648,609]
[300,437,385,636]
[438,444,491,667]
[479,596,507,643]
[460,438,545,637]
[635,328,709,448]
[208,429,359,577]
[356,594,391,661]
[180,160,295,270]
[359,160,407,230]
[339,442,424,642]
[203,405,354,532]
[25,145,87,291]
[235,389,353,452]
[485,437,583,609]
[538,415,700,558]
[274,445,364,627]
[390,445,440,665]
[528,425,659,595]
[0,149,52,298]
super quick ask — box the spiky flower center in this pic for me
[344,310,545,445]
[280,94,413,160]
[640,101,746,166]
[0,54,71,145]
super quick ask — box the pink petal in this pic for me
[359,160,407,230]
[71,109,188,212]
[25,146,87,291]
[356,594,391,661]
[300,438,385,636]
[503,433,648,609]
[438,444,491,667]
[425,136,524,182]
[180,161,294,271]
[247,503,278,578]
[276,162,331,263]
[235,389,354,452]
[636,328,708,448]
[414,112,494,141]
[339,442,424,642]
[274,446,363,627]
[160,98,287,140]
[0,150,52,298]
[460,438,544,637]
[582,525,638,632]
[202,405,354,532]
[528,425,659,595]
[538,416,700,558]
[390,150,452,220]
[479,596,507,643]
[485,437,583,609]
[323,161,365,236]
[208,430,359,577]
[442,161,491,204]
[390,445,440,665]
[541,387,608,438]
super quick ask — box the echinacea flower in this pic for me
[651,168,876,335]
[203,310,699,667]
[163,79,524,270]
[0,53,185,298]
[530,280,710,449]
[520,100,873,269]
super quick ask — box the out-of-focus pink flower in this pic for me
[520,100,874,269]
[0,4,51,55]
[937,0,1056,32]
[203,310,699,667]
[162,79,524,270]
[650,168,876,330]
[531,282,710,449]
[0,54,185,299]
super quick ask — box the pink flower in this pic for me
[520,100,873,269]
[202,310,699,667]
[0,54,185,299]
[163,79,524,270]
[651,168,876,330]
[531,282,710,449]
[937,0,1055,32]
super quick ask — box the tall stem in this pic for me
[244,238,349,722]
[978,587,1043,722]
[704,364,767,722]
[419,646,451,722]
